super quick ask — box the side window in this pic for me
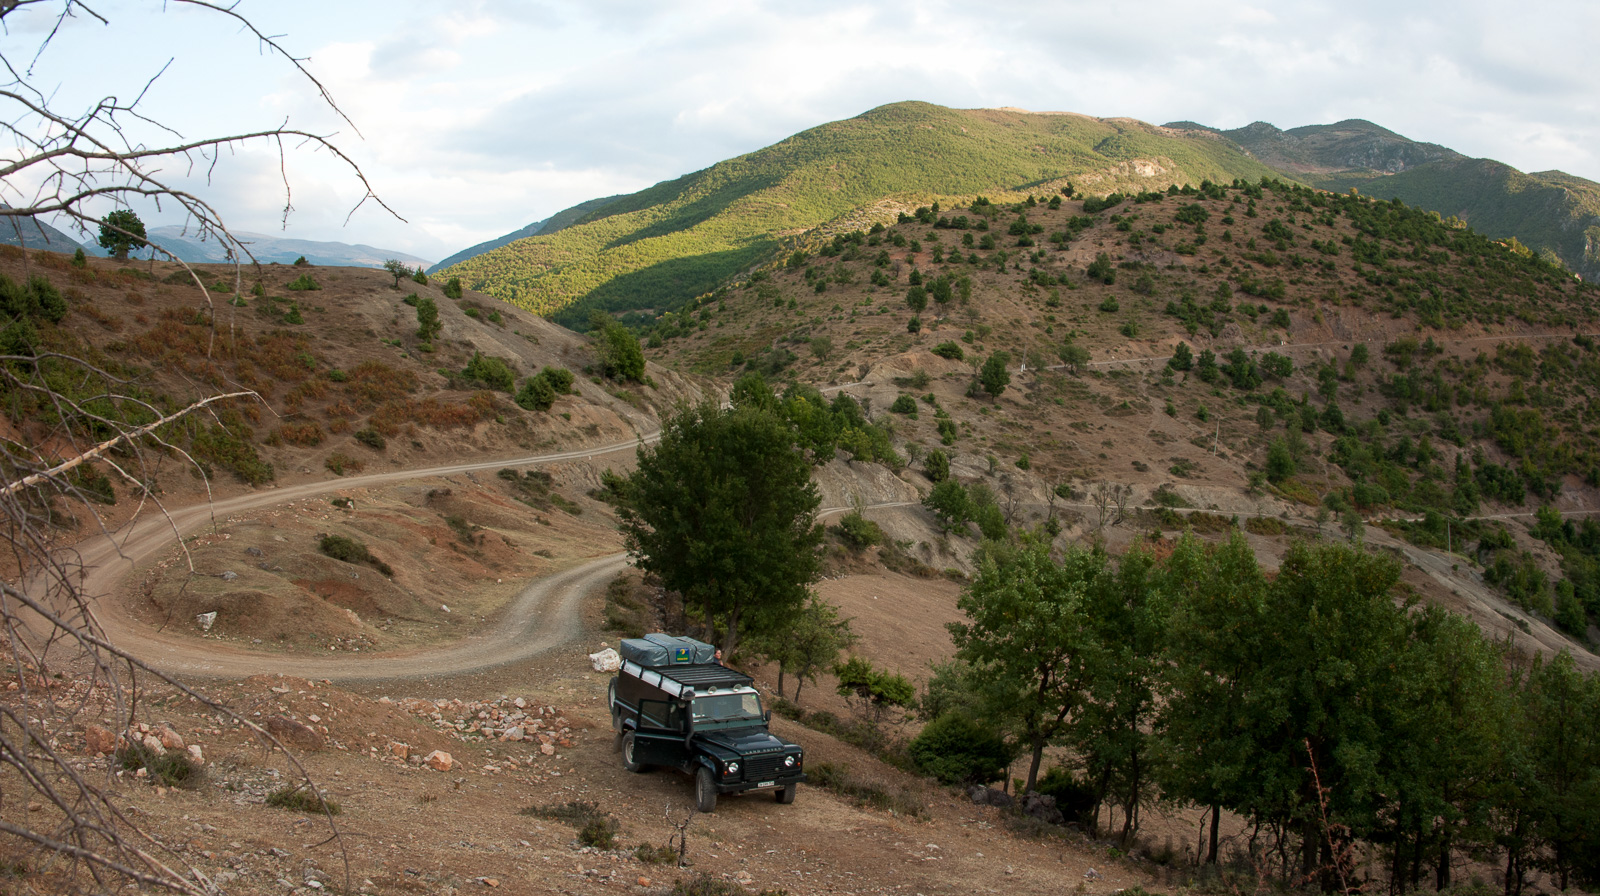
[639,699,683,730]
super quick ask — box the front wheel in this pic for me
[776,783,797,805]
[621,732,644,773]
[694,766,718,813]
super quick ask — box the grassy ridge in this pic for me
[438,102,1287,326]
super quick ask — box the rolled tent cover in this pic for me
[620,633,716,667]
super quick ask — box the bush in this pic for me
[834,511,884,550]
[907,713,1013,785]
[412,268,428,285]
[515,374,556,412]
[285,273,320,291]
[442,276,463,299]
[266,785,340,815]
[931,341,964,361]
[319,534,368,563]
[1033,766,1097,825]
[116,742,203,789]
[354,428,386,450]
[463,352,516,391]
[324,452,362,476]
[924,448,950,482]
[889,394,917,415]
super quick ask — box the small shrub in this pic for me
[115,742,203,789]
[634,843,678,865]
[330,497,353,509]
[285,273,320,291]
[889,394,917,415]
[931,341,964,361]
[319,534,368,563]
[442,277,463,299]
[276,422,324,446]
[412,268,428,285]
[834,511,885,550]
[354,428,386,450]
[325,452,362,476]
[266,785,340,815]
[577,817,619,849]
[292,255,309,266]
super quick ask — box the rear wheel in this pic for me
[621,732,644,773]
[776,783,797,804]
[607,681,621,732]
[695,766,718,813]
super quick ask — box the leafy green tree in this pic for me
[834,655,914,721]
[1058,339,1091,374]
[924,448,950,482]
[1155,533,1270,864]
[619,401,821,652]
[590,311,645,382]
[382,258,409,288]
[979,351,1011,400]
[752,596,855,703]
[923,479,970,532]
[1086,252,1115,284]
[1075,545,1167,844]
[1169,341,1193,371]
[1266,436,1295,483]
[97,209,146,261]
[1517,651,1600,891]
[949,540,1105,791]
[415,295,441,343]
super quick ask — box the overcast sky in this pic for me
[6,0,1596,262]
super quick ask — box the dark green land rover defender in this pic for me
[608,634,805,812]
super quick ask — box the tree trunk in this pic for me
[1026,738,1045,793]
[1207,805,1220,865]
[1434,831,1451,890]
[775,665,786,699]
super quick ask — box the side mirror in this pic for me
[763,710,772,723]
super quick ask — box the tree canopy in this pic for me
[97,208,146,261]
[618,401,822,652]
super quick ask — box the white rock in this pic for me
[196,611,217,631]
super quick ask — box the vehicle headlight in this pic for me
[725,761,739,775]
[783,755,795,768]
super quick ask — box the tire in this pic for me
[611,729,623,754]
[694,766,718,814]
[621,732,644,773]
[776,783,797,805]
[608,681,621,732]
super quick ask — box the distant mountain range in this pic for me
[432,103,1600,326]
[81,226,431,269]
[0,208,85,250]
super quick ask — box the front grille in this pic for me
[741,754,785,781]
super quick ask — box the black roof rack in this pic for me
[657,664,754,689]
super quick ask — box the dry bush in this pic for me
[275,422,326,447]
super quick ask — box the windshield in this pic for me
[690,692,763,725]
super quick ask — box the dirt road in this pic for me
[76,436,656,681]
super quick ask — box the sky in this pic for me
[4,0,1596,263]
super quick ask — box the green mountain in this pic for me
[438,102,1288,327]
[426,194,623,274]
[1172,119,1600,281]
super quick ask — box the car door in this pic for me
[631,698,688,768]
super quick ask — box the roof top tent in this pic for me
[619,633,717,668]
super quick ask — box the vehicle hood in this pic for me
[696,728,793,756]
